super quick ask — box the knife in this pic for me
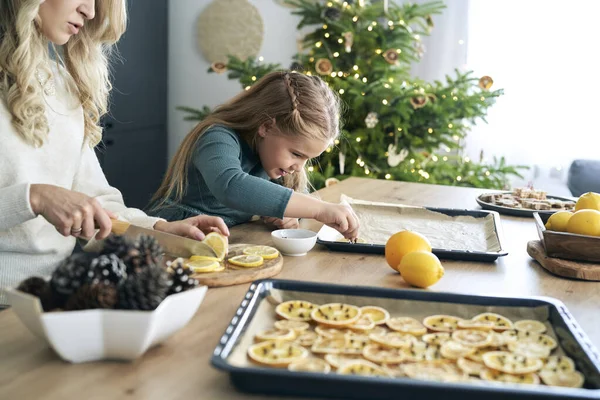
[110,219,217,258]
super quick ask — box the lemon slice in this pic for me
[342,333,370,354]
[247,340,308,367]
[465,347,497,363]
[482,351,543,374]
[348,314,375,331]
[457,319,495,331]
[423,315,463,332]
[472,312,514,331]
[189,255,221,262]
[274,320,310,333]
[440,340,476,360]
[315,326,352,338]
[386,317,427,336]
[275,300,317,322]
[228,255,264,268]
[324,353,363,369]
[400,341,441,362]
[514,319,547,333]
[294,331,318,347]
[480,368,540,385]
[402,362,465,383]
[451,329,492,348]
[311,303,361,326]
[254,328,296,342]
[507,340,551,359]
[288,358,331,373]
[539,369,584,388]
[542,355,575,373]
[311,337,346,354]
[369,331,416,349]
[185,259,223,273]
[202,232,228,260]
[515,331,557,350]
[457,357,487,376]
[243,245,280,260]
[359,306,390,325]
[422,332,451,346]
[337,360,390,377]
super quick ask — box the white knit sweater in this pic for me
[0,71,161,305]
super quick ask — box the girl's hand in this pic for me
[262,216,300,230]
[315,203,359,240]
[30,184,115,240]
[154,215,230,240]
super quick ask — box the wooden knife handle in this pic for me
[110,218,131,236]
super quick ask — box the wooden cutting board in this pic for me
[191,244,284,287]
[527,240,600,281]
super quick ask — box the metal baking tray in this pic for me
[211,279,600,400]
[317,207,508,262]
[477,192,576,218]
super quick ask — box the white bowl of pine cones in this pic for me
[5,235,207,363]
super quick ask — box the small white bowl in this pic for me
[4,285,207,363]
[271,229,318,256]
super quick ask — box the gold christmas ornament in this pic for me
[410,95,428,109]
[210,62,227,74]
[315,58,333,75]
[382,49,400,65]
[479,76,494,90]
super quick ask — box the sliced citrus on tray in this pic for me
[311,303,361,326]
[202,232,228,260]
[386,317,427,335]
[482,351,543,374]
[243,245,279,260]
[254,328,296,342]
[228,255,263,268]
[275,300,317,322]
[539,369,584,388]
[359,306,390,325]
[273,320,310,333]
[472,312,514,331]
[247,340,308,367]
[185,259,223,273]
[514,319,547,333]
[337,360,390,377]
[288,358,331,373]
[451,329,492,348]
[423,315,463,332]
[480,368,540,385]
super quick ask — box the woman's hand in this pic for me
[29,184,115,239]
[262,216,300,230]
[154,215,230,240]
[314,203,359,240]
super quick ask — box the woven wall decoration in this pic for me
[197,0,264,63]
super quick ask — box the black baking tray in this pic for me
[476,192,576,218]
[317,207,508,262]
[211,279,600,400]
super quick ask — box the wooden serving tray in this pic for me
[527,240,600,281]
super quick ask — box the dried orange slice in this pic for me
[185,259,223,273]
[337,360,390,377]
[514,319,547,333]
[247,340,308,367]
[386,317,427,336]
[255,328,296,342]
[402,362,465,383]
[465,347,498,363]
[515,331,557,350]
[202,232,228,260]
[369,331,416,349]
[369,326,389,336]
[482,351,543,374]
[363,344,406,364]
[440,340,476,360]
[274,320,309,333]
[480,368,540,385]
[457,357,487,376]
[275,300,317,322]
[401,341,442,362]
[315,326,352,338]
[243,245,279,260]
[343,333,370,354]
[348,314,375,331]
[227,255,263,268]
[451,329,492,348]
[288,358,331,373]
[423,315,463,332]
[539,369,584,388]
[359,306,390,325]
[457,319,495,331]
[507,341,551,359]
[422,332,451,346]
[542,355,575,373]
[472,312,514,331]
[294,331,318,347]
[492,330,517,346]
[311,337,346,354]
[311,303,361,326]
[324,354,363,369]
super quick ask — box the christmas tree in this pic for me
[178,0,526,190]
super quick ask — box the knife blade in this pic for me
[110,219,217,258]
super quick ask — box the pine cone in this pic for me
[50,252,95,299]
[116,264,170,310]
[64,283,118,311]
[89,254,128,286]
[101,234,140,269]
[17,276,59,311]
[167,259,199,295]
[134,235,164,272]
[323,7,341,21]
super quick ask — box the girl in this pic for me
[0,0,228,305]
[150,71,359,239]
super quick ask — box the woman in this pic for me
[0,0,228,305]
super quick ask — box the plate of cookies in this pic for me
[476,188,575,217]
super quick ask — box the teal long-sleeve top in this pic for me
[149,125,293,227]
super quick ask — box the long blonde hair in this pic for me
[0,0,127,147]
[152,71,341,210]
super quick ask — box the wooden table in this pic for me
[1,178,598,399]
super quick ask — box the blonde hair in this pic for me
[152,71,341,210]
[0,0,127,148]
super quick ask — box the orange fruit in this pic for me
[385,230,432,271]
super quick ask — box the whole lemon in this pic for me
[575,192,600,212]
[398,251,445,288]
[544,211,573,232]
[566,209,600,236]
[385,230,432,271]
